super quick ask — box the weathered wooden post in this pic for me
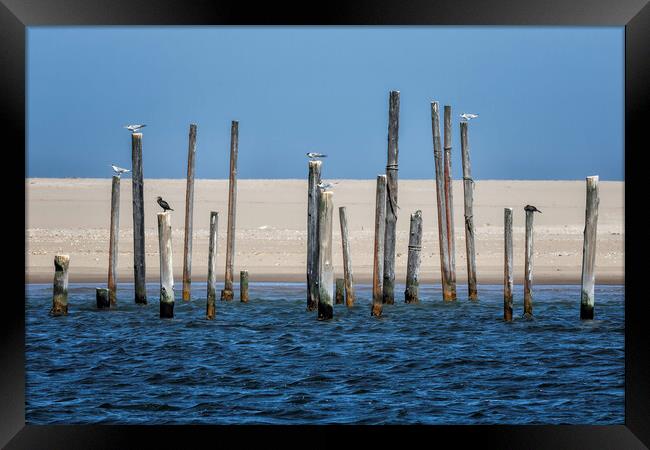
[504,208,514,322]
[240,270,249,303]
[335,279,345,304]
[206,211,218,320]
[221,120,239,301]
[523,207,535,318]
[460,121,478,301]
[383,90,400,305]
[182,123,197,301]
[405,210,423,303]
[318,190,334,320]
[580,176,599,320]
[372,175,387,317]
[338,206,355,307]
[443,105,457,301]
[431,102,452,301]
[131,132,147,304]
[96,288,110,309]
[107,175,120,306]
[50,255,69,316]
[307,160,322,311]
[158,212,175,318]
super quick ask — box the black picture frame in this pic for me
[3,0,648,447]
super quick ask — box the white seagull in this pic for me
[460,113,479,121]
[307,152,327,160]
[124,124,146,133]
[111,164,131,177]
[317,181,338,191]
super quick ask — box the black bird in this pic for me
[524,204,542,214]
[157,196,174,212]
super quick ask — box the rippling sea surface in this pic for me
[25,283,624,424]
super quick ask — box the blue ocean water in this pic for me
[25,283,624,424]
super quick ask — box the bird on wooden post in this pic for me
[111,164,131,177]
[524,204,542,214]
[124,124,146,133]
[460,113,479,121]
[157,196,174,212]
[307,152,327,160]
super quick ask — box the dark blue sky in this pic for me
[27,27,624,180]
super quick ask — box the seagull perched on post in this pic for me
[524,204,542,214]
[460,113,479,122]
[157,196,174,212]
[307,152,327,160]
[111,164,130,177]
[317,181,337,191]
[124,124,146,133]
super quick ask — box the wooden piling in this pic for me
[443,105,457,300]
[431,102,452,301]
[157,212,175,318]
[50,255,69,316]
[131,133,147,304]
[523,208,535,317]
[372,175,387,317]
[383,90,400,305]
[405,210,423,303]
[460,121,478,301]
[107,175,120,306]
[580,176,599,320]
[206,211,218,320]
[335,278,344,305]
[96,288,110,309]
[307,160,322,311]
[240,270,249,303]
[182,123,197,301]
[504,208,513,322]
[338,206,355,307]
[318,190,334,320]
[221,120,238,301]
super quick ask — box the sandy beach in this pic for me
[25,178,624,286]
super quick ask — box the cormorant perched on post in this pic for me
[157,196,174,212]
[524,204,542,213]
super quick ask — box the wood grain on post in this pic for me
[182,123,197,301]
[50,255,70,316]
[523,209,535,317]
[372,175,387,317]
[335,278,344,305]
[580,176,599,320]
[443,105,457,301]
[221,120,238,301]
[96,288,110,310]
[307,160,322,311]
[318,190,334,320]
[206,211,218,319]
[405,210,423,304]
[504,208,514,322]
[131,133,147,304]
[107,175,120,306]
[460,122,478,301]
[431,102,451,301]
[240,270,249,303]
[338,206,355,307]
[383,90,400,305]
[157,212,175,318]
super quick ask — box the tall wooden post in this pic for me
[383,90,400,305]
[431,102,451,301]
[182,123,197,301]
[158,212,175,318]
[131,133,147,304]
[206,211,218,320]
[504,208,513,322]
[221,121,239,301]
[460,121,478,300]
[338,206,355,307]
[523,208,535,317]
[580,176,599,320]
[50,255,69,316]
[372,175,387,317]
[405,210,423,303]
[240,270,249,303]
[107,175,120,306]
[307,160,322,311]
[318,190,334,320]
[443,105,457,300]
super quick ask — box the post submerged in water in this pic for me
[405,210,423,303]
[206,211,218,320]
[50,255,70,316]
[504,208,514,322]
[182,123,198,301]
[443,105,457,301]
[221,120,239,301]
[335,278,345,305]
[372,175,387,317]
[107,175,120,306]
[383,90,400,305]
[96,288,110,310]
[523,207,535,318]
[580,175,599,320]
[307,160,322,311]
[158,212,175,318]
[338,206,355,307]
[131,132,147,304]
[460,121,478,301]
[240,270,249,303]
[318,190,334,319]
